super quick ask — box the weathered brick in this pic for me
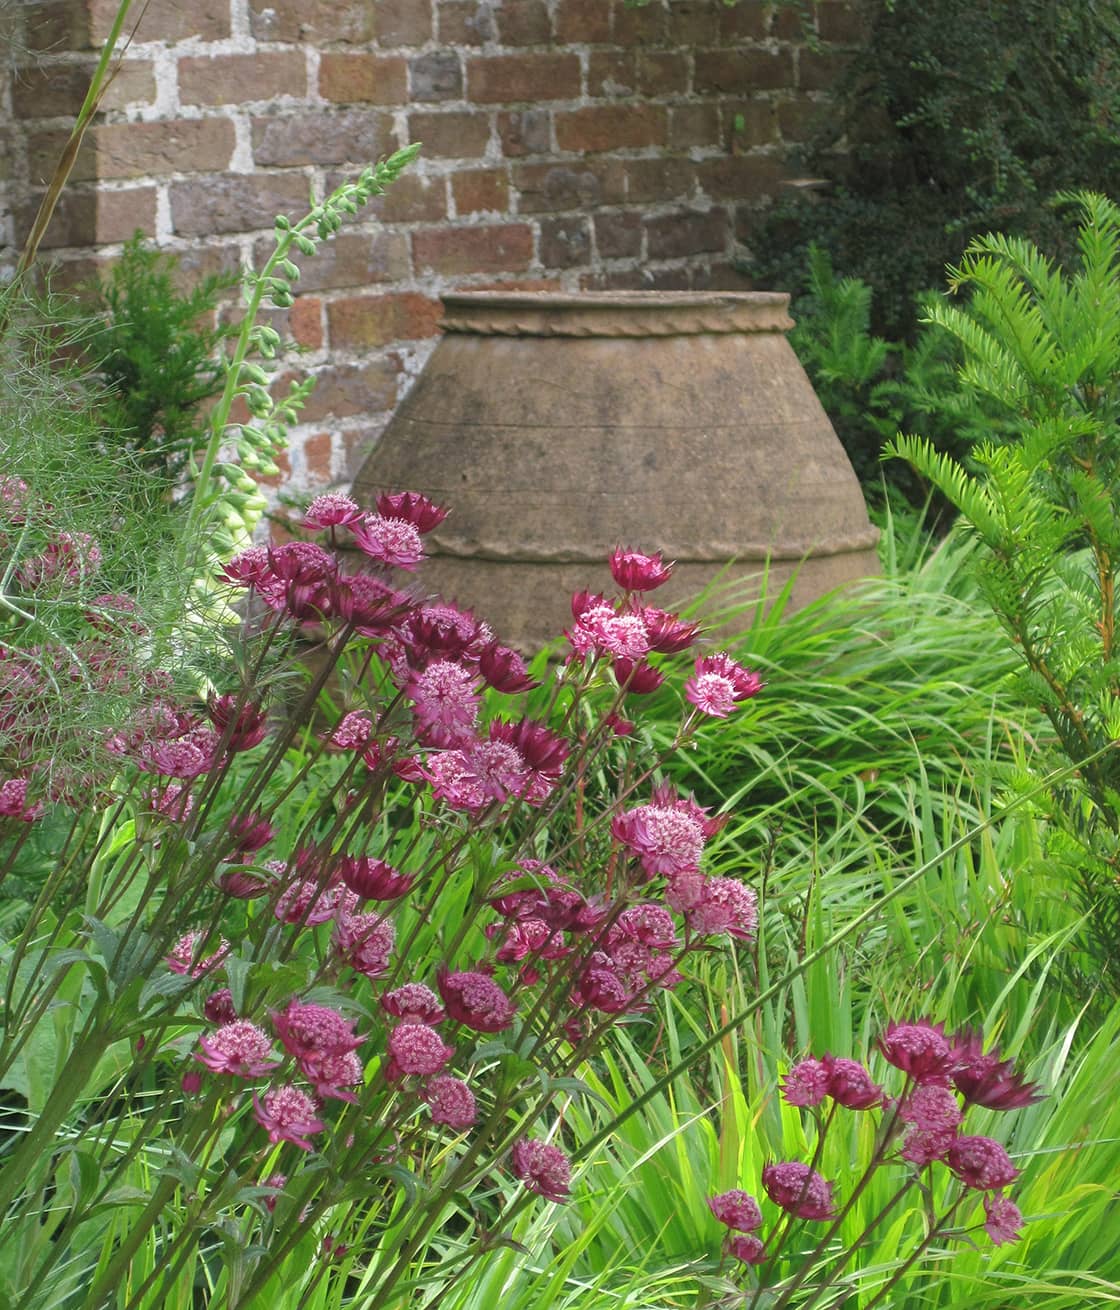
[497,109,551,157]
[328,292,442,348]
[818,1,868,43]
[798,48,853,92]
[467,54,580,104]
[409,110,490,158]
[249,0,375,42]
[554,0,611,43]
[669,104,720,150]
[23,3,90,54]
[623,157,693,204]
[555,105,667,154]
[303,430,335,484]
[170,172,311,237]
[580,267,644,291]
[30,118,234,183]
[777,97,824,144]
[638,51,688,96]
[90,0,230,43]
[695,49,794,95]
[437,0,496,44]
[539,215,590,268]
[496,0,551,44]
[452,167,509,215]
[253,230,411,292]
[290,297,324,350]
[666,0,720,45]
[374,0,433,46]
[594,210,641,259]
[12,59,154,118]
[319,54,409,105]
[410,51,463,102]
[588,52,635,97]
[512,161,624,213]
[696,154,785,200]
[412,223,533,276]
[718,0,767,41]
[367,173,448,222]
[645,207,728,259]
[282,359,400,423]
[772,4,807,39]
[252,111,395,167]
[610,0,665,45]
[14,185,157,249]
[692,260,753,291]
[180,54,308,107]
[727,101,779,151]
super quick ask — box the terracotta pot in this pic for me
[350,291,879,650]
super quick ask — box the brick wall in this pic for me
[1,0,861,494]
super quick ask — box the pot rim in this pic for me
[439,290,794,337]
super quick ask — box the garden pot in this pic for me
[349,291,879,650]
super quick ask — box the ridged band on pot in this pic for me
[350,291,879,651]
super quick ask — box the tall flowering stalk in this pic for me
[0,517,771,1310]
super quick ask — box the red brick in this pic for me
[328,292,442,348]
[14,185,157,249]
[180,54,307,107]
[539,214,590,268]
[695,49,794,96]
[412,223,533,276]
[818,2,868,43]
[718,0,767,41]
[374,0,433,45]
[409,110,491,158]
[283,360,400,423]
[303,430,334,484]
[579,267,645,291]
[554,0,611,43]
[645,207,728,259]
[467,54,581,103]
[777,97,824,144]
[798,48,853,92]
[22,2,90,54]
[90,0,230,43]
[170,172,311,237]
[610,0,665,45]
[594,210,641,259]
[252,111,395,167]
[319,54,408,104]
[555,105,667,154]
[772,5,806,39]
[290,297,324,350]
[669,104,720,150]
[638,51,688,96]
[588,52,636,97]
[696,154,785,201]
[622,157,693,204]
[367,173,448,223]
[409,52,463,101]
[254,230,411,292]
[639,266,693,290]
[250,0,375,42]
[29,118,234,184]
[727,102,779,151]
[437,0,496,43]
[496,0,551,44]
[512,161,624,213]
[666,0,719,45]
[452,168,509,215]
[12,59,154,118]
[693,261,753,291]
[497,109,551,157]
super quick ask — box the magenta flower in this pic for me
[424,1074,477,1129]
[640,606,701,653]
[226,812,276,856]
[351,514,425,570]
[669,874,758,940]
[983,1193,1024,1245]
[203,988,236,1025]
[727,1233,766,1265]
[900,1126,957,1167]
[782,1057,831,1108]
[684,652,764,718]
[273,878,339,926]
[332,572,411,635]
[334,912,395,978]
[567,601,650,660]
[949,1030,1044,1110]
[900,1084,963,1132]
[947,1136,1020,1190]
[877,1019,956,1083]
[207,693,269,752]
[252,1085,325,1150]
[613,786,722,879]
[196,1021,279,1078]
[511,1138,571,1203]
[761,1162,836,1220]
[613,657,665,695]
[821,1056,883,1110]
[339,856,415,901]
[303,1048,365,1103]
[610,547,674,592]
[425,751,489,812]
[407,660,481,748]
[262,1172,287,1213]
[376,490,449,532]
[706,1189,763,1232]
[324,711,374,752]
[303,492,363,530]
[386,1022,454,1079]
[438,969,516,1032]
[0,778,45,822]
[166,931,229,977]
[273,1000,363,1064]
[381,983,446,1024]
[478,640,539,693]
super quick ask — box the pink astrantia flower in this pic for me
[947,1136,1020,1190]
[727,1233,767,1265]
[324,711,374,752]
[462,736,531,803]
[706,1189,763,1232]
[878,1019,956,1084]
[386,1022,454,1079]
[303,493,364,530]
[983,1193,1024,1245]
[901,1125,957,1166]
[351,514,425,570]
[407,660,481,748]
[273,878,339,926]
[782,1057,831,1108]
[381,983,446,1024]
[166,931,230,977]
[262,1172,287,1213]
[900,1084,963,1133]
[334,912,395,979]
[207,694,269,752]
[203,988,236,1025]
[949,1029,1044,1111]
[196,1021,279,1078]
[376,490,449,532]
[761,1162,836,1220]
[668,874,758,940]
[0,778,45,822]
[425,750,489,813]
[303,1048,365,1103]
[339,856,415,901]
[252,1085,325,1150]
[226,812,276,857]
[511,1138,571,1203]
[438,969,516,1032]
[640,606,701,653]
[143,782,194,822]
[567,602,650,660]
[610,547,674,592]
[273,1000,362,1064]
[684,653,764,718]
[822,1055,883,1110]
[478,640,539,693]
[612,785,723,879]
[424,1074,477,1129]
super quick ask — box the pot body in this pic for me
[350,291,879,649]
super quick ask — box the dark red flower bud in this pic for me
[479,641,540,693]
[375,490,449,532]
[339,856,415,901]
[208,693,269,752]
[613,657,665,694]
[610,547,674,592]
[640,606,701,653]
